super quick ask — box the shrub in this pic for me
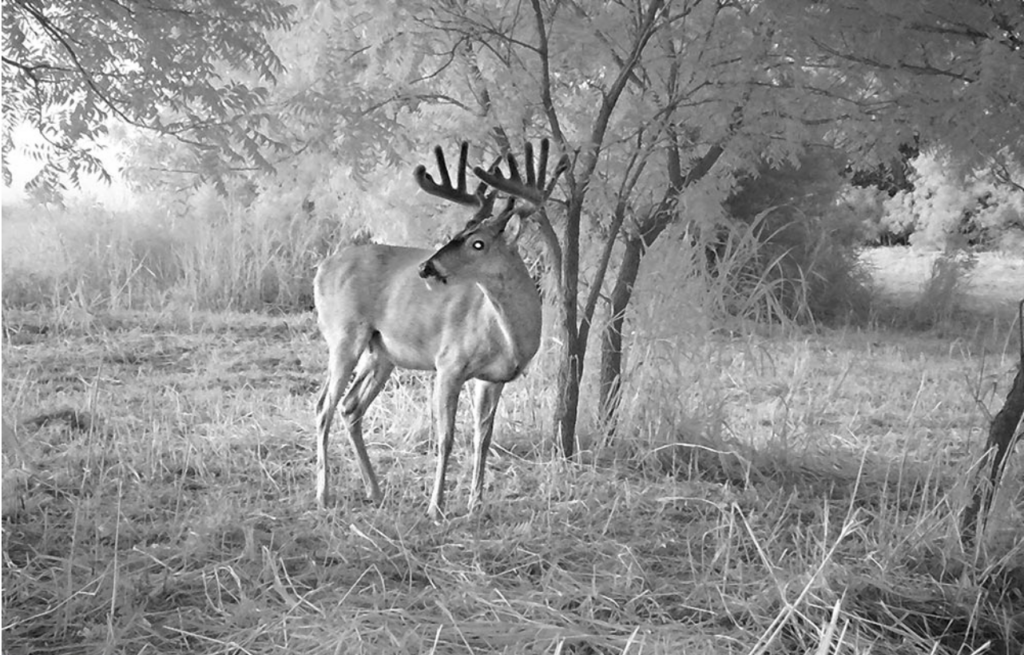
[841,185,906,245]
[876,151,1024,250]
[717,149,875,325]
[911,250,977,329]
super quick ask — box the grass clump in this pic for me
[711,149,876,327]
[912,248,978,329]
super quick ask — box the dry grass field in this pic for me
[862,247,1024,313]
[2,246,1023,654]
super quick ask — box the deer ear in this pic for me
[502,214,524,244]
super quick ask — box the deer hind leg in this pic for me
[315,326,370,508]
[428,369,464,522]
[469,380,504,514]
[339,335,392,503]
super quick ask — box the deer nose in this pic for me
[419,259,447,284]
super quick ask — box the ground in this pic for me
[1,248,1022,654]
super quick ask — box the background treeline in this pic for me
[5,148,1021,316]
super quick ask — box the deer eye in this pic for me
[471,239,486,251]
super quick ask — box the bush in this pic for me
[841,185,906,245]
[716,149,875,325]
[873,151,1024,250]
[911,250,977,329]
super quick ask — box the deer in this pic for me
[313,140,568,521]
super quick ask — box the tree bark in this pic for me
[986,363,1024,490]
[554,196,584,458]
[554,332,582,457]
[598,219,671,427]
[963,355,1024,539]
[599,235,642,427]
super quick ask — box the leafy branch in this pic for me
[1,0,295,194]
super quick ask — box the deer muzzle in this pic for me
[419,259,448,285]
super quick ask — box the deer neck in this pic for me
[474,264,541,372]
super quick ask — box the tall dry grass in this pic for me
[911,249,978,329]
[1,189,352,313]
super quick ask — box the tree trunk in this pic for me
[986,363,1024,490]
[597,141,728,430]
[553,197,584,458]
[550,282,581,459]
[554,332,582,457]
[527,0,666,459]
[598,219,670,428]
[963,354,1024,540]
[599,235,643,427]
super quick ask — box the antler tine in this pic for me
[413,141,482,207]
[473,139,568,208]
[504,150,521,188]
[473,164,537,205]
[435,146,452,190]
[456,142,468,195]
[475,153,502,198]
[535,139,548,190]
[474,165,543,205]
[524,142,536,188]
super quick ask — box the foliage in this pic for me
[719,149,874,324]
[1,0,295,196]
[840,185,903,245]
[845,152,1024,250]
[849,141,918,197]
[766,0,1024,170]
[894,153,1024,250]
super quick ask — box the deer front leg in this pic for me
[428,370,462,522]
[469,380,503,514]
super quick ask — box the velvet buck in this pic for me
[314,140,568,520]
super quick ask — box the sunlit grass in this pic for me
[3,298,1021,653]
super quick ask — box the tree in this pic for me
[75,0,1021,456]
[765,0,1024,171]
[289,0,828,455]
[2,0,295,196]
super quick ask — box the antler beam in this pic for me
[472,139,570,209]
